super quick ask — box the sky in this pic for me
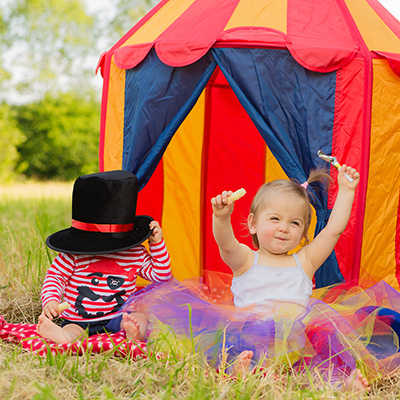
[85,0,117,20]
[378,0,400,19]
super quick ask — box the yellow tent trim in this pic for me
[225,0,287,33]
[122,0,197,48]
[104,58,125,171]
[345,0,400,53]
[360,59,400,289]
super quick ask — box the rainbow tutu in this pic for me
[107,273,400,382]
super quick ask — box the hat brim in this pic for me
[46,215,154,255]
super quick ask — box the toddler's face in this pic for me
[248,194,307,255]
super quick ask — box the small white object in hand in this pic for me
[226,188,246,203]
[57,302,70,313]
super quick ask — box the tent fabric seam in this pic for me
[336,0,373,282]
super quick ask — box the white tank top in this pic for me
[231,252,313,314]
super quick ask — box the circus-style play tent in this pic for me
[96,0,400,289]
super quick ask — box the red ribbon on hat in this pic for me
[72,219,134,233]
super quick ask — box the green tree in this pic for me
[4,0,98,101]
[0,103,24,181]
[0,0,157,104]
[14,91,100,180]
[0,0,157,181]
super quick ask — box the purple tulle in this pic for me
[108,276,400,383]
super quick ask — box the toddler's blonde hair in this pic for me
[249,169,331,249]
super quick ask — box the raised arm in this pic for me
[302,165,360,275]
[138,235,172,283]
[211,190,253,274]
[137,220,172,282]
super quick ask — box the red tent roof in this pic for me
[97,0,400,75]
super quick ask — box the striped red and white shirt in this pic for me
[41,240,171,322]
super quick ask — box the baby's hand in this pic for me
[211,191,235,218]
[338,165,360,190]
[42,300,60,320]
[149,220,163,244]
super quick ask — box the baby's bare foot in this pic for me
[231,350,254,378]
[343,369,370,393]
[36,314,73,344]
[121,313,141,341]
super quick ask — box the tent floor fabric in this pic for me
[0,315,147,358]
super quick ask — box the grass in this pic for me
[0,182,72,322]
[0,181,398,399]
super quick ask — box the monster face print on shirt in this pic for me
[75,259,132,319]
[41,241,171,323]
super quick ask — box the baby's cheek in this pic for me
[257,227,274,239]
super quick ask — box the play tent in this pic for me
[96,0,400,289]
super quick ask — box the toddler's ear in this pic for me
[247,213,257,234]
[301,230,310,245]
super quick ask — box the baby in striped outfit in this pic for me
[36,170,171,344]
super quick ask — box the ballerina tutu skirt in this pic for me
[107,274,400,381]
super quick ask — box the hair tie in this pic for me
[300,181,309,189]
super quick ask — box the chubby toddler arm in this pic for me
[303,165,360,275]
[139,237,172,282]
[211,191,252,274]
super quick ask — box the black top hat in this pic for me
[46,170,153,255]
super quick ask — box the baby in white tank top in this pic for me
[231,251,312,313]
[211,164,369,391]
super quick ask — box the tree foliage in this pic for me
[0,103,24,181]
[0,0,155,181]
[14,91,100,180]
[4,0,98,100]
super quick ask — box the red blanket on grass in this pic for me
[0,315,147,358]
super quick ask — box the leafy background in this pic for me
[0,0,158,182]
